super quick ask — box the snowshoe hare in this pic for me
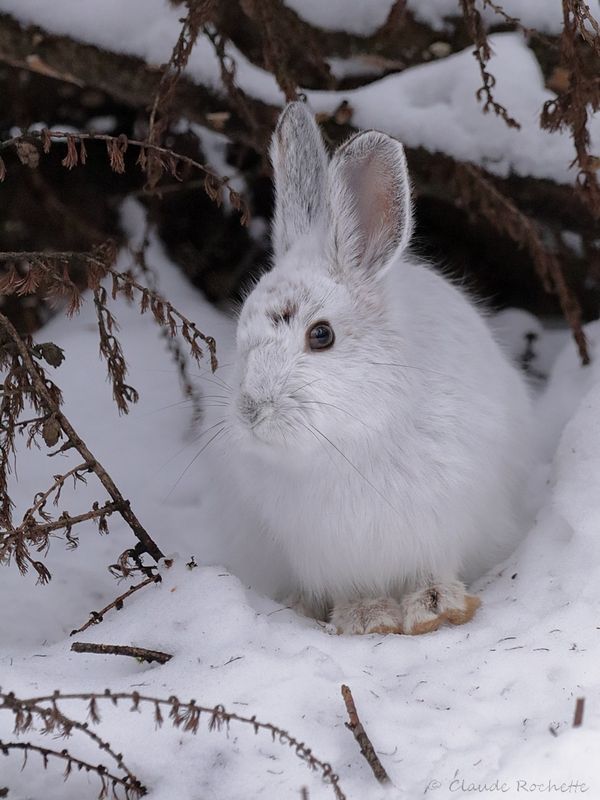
[228,102,532,635]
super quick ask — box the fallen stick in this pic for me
[71,642,172,664]
[573,697,585,728]
[340,684,390,785]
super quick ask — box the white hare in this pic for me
[226,102,532,635]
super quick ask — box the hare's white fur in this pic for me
[227,103,532,633]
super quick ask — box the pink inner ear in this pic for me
[329,130,410,276]
[350,151,403,268]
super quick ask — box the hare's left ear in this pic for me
[270,102,328,259]
[328,131,413,279]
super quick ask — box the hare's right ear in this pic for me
[328,130,412,281]
[270,102,328,259]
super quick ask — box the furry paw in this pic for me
[331,597,404,635]
[400,580,481,635]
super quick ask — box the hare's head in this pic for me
[232,102,414,451]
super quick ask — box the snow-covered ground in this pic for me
[1,200,600,799]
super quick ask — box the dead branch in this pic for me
[71,642,173,664]
[1,501,121,559]
[0,247,219,372]
[2,689,347,800]
[202,25,263,137]
[340,684,391,785]
[0,740,145,800]
[71,574,162,636]
[240,0,301,101]
[146,0,216,189]
[0,311,165,563]
[0,692,142,790]
[482,0,557,45]
[540,0,600,218]
[459,0,520,129]
[0,129,249,222]
[23,463,90,520]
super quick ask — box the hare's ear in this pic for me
[328,131,412,279]
[270,102,328,259]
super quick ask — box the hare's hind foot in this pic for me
[400,580,481,635]
[331,597,404,635]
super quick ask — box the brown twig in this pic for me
[573,696,585,727]
[70,574,162,636]
[0,311,165,563]
[541,0,600,218]
[242,0,299,101]
[459,0,520,129]
[1,501,121,548]
[0,740,145,799]
[146,0,215,188]
[340,684,390,785]
[482,0,557,45]
[202,26,261,139]
[71,642,173,664]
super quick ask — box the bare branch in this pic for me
[0,740,145,799]
[0,311,165,563]
[0,129,249,223]
[459,0,521,128]
[1,690,347,800]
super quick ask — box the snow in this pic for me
[2,201,600,799]
[284,0,396,35]
[3,2,599,185]
[310,32,600,184]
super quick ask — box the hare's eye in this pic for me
[307,321,335,351]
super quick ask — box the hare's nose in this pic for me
[238,392,272,425]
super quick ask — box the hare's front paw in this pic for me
[400,580,481,635]
[331,597,404,635]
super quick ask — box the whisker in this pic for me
[134,366,233,394]
[140,394,229,417]
[368,361,453,380]
[297,399,374,431]
[299,420,340,472]
[156,418,226,474]
[141,395,229,416]
[291,377,321,394]
[166,425,227,497]
[307,422,400,515]
[196,373,233,393]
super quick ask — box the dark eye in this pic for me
[307,321,335,351]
